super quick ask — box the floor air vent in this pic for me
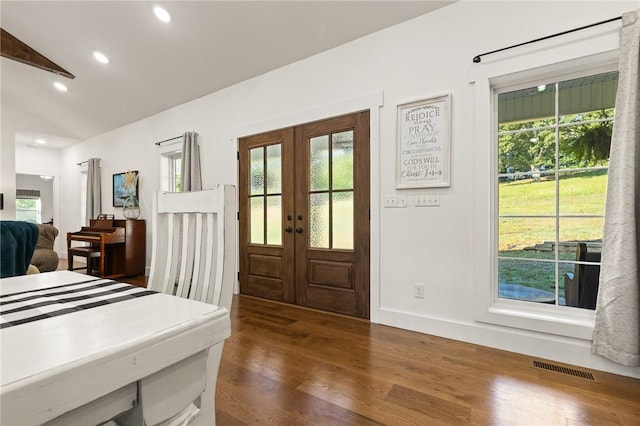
[532,360,596,381]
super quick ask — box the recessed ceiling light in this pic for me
[93,51,109,64]
[153,6,171,23]
[53,81,68,92]
[35,138,47,145]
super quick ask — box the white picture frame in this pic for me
[396,94,451,188]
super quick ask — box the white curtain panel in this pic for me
[592,9,640,367]
[181,131,202,192]
[85,158,101,224]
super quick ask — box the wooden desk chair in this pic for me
[139,185,236,426]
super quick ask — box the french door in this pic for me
[238,111,370,318]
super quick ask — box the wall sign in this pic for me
[396,94,451,188]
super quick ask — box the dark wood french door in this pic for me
[238,111,370,318]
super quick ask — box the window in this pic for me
[496,70,617,311]
[161,150,182,192]
[16,189,42,223]
[470,26,620,338]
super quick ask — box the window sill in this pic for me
[477,298,595,340]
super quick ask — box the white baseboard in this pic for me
[378,307,640,379]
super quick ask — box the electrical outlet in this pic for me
[414,283,424,298]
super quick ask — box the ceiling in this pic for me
[2,1,454,150]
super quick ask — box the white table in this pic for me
[0,271,230,426]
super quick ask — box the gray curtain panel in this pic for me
[86,158,102,224]
[592,9,640,367]
[181,131,202,192]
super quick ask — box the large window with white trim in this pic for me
[496,69,617,311]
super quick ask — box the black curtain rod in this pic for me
[155,135,182,146]
[77,159,102,166]
[472,15,622,63]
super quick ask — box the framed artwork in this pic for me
[396,94,451,188]
[112,171,139,207]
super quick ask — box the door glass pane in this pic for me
[310,136,329,191]
[250,148,264,195]
[266,195,282,245]
[332,131,353,190]
[250,197,264,244]
[309,193,329,248]
[332,191,353,249]
[266,144,282,194]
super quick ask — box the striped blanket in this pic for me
[0,278,155,329]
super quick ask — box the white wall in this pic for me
[15,144,62,177]
[55,1,639,377]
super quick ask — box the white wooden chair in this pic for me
[141,185,236,426]
[148,185,236,308]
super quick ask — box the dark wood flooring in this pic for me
[57,261,640,425]
[216,295,640,425]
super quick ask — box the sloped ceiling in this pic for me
[1,1,454,149]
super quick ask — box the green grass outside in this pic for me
[498,169,606,293]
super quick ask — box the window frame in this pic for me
[15,195,42,223]
[494,67,616,310]
[470,26,620,340]
[160,149,182,192]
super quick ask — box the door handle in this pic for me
[285,226,293,233]
[295,227,303,233]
